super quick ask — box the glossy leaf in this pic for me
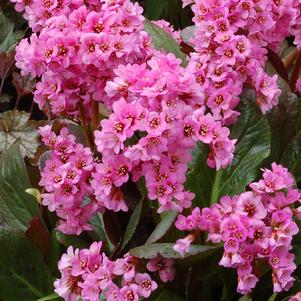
[280,131,301,182]
[129,243,217,259]
[146,211,178,244]
[185,143,216,207]
[121,201,143,249]
[36,293,60,301]
[55,231,89,249]
[0,142,39,231]
[0,229,53,301]
[144,0,166,20]
[144,19,187,66]
[49,230,62,278]
[217,99,271,199]
[89,213,115,253]
[0,9,25,52]
[0,110,40,158]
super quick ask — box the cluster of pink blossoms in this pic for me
[93,52,236,213]
[39,125,98,234]
[55,242,175,301]
[174,163,301,294]
[14,0,153,116]
[182,0,301,122]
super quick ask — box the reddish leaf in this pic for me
[267,48,289,83]
[290,50,301,92]
[0,51,14,81]
[25,217,51,260]
[12,72,36,96]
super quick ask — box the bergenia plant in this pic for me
[1,0,301,300]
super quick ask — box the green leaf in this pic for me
[238,296,252,301]
[55,231,89,249]
[217,98,271,199]
[0,110,40,158]
[0,229,53,301]
[121,201,143,249]
[280,131,301,182]
[89,213,115,253]
[25,188,41,203]
[154,290,185,301]
[0,9,25,52]
[186,95,271,205]
[0,142,39,230]
[185,143,215,207]
[146,211,178,244]
[49,230,63,278]
[36,293,60,301]
[143,19,187,66]
[144,0,167,19]
[267,294,277,301]
[129,243,217,259]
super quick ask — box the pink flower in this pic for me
[135,273,158,298]
[236,192,267,220]
[147,256,175,283]
[173,234,194,257]
[120,285,139,301]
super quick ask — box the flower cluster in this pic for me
[92,52,236,213]
[39,125,98,235]
[174,163,301,294]
[14,0,153,117]
[181,0,301,121]
[54,242,176,301]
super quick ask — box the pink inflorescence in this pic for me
[174,163,301,294]
[93,52,236,213]
[54,242,175,301]
[14,0,153,117]
[182,0,301,120]
[39,125,99,235]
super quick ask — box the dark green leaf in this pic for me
[55,231,89,249]
[0,9,25,52]
[49,230,63,278]
[129,243,217,259]
[144,0,166,20]
[89,213,115,253]
[0,229,53,301]
[217,98,271,199]
[185,143,215,207]
[154,290,185,301]
[0,142,39,230]
[36,293,60,301]
[144,19,187,66]
[280,131,301,182]
[267,294,277,301]
[146,211,178,244]
[121,201,143,249]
